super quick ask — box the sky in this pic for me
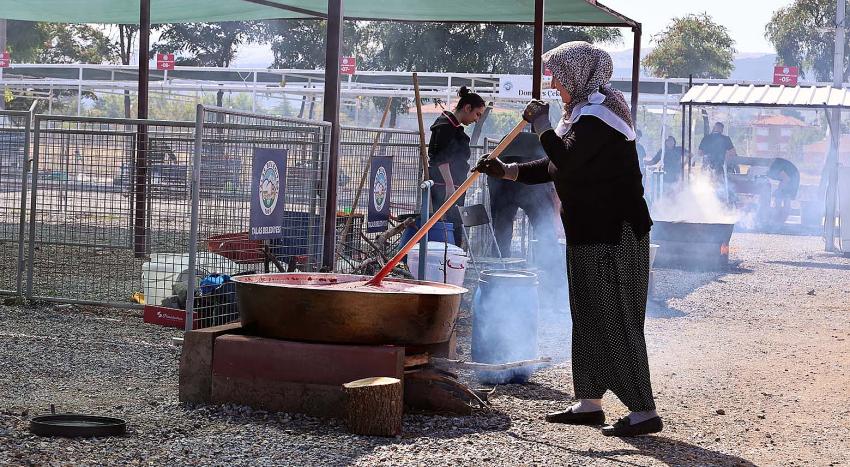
[231,0,795,67]
[600,0,794,54]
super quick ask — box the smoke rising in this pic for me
[651,169,741,224]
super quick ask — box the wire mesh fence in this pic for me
[186,105,331,330]
[6,107,542,330]
[26,115,196,306]
[334,125,422,272]
[0,110,31,295]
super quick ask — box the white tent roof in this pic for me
[680,83,850,109]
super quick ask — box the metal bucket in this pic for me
[471,269,539,384]
[233,273,466,345]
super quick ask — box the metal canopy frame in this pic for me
[15,0,642,268]
[678,82,846,249]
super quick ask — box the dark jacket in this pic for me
[515,115,652,246]
[427,111,470,188]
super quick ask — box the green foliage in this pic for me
[643,13,736,79]
[765,0,849,81]
[153,21,267,67]
[7,21,114,64]
[354,23,619,74]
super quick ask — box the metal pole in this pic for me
[25,117,41,299]
[16,110,31,296]
[133,0,151,257]
[77,66,83,116]
[681,103,686,182]
[0,19,5,111]
[532,0,545,99]
[186,104,205,332]
[252,71,257,112]
[418,180,433,280]
[825,0,845,251]
[630,26,642,124]
[321,0,343,270]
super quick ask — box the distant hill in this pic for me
[610,47,778,82]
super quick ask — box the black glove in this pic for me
[472,153,506,178]
[523,100,552,134]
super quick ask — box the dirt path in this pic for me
[0,232,847,466]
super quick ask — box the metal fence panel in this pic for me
[187,106,331,330]
[334,126,422,272]
[0,110,31,295]
[26,115,196,305]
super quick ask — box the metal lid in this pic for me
[478,269,538,286]
[30,414,127,438]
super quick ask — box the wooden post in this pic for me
[413,73,430,181]
[343,377,402,437]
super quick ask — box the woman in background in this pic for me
[427,86,485,246]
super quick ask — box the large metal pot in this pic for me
[651,221,734,271]
[233,273,466,345]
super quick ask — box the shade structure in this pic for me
[680,83,850,109]
[0,0,636,26]
[2,0,640,269]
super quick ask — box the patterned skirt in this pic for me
[565,222,655,411]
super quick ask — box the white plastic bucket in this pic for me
[650,244,660,269]
[407,241,469,286]
[141,252,237,307]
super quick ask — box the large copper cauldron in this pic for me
[232,273,466,345]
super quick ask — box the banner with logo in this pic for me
[498,74,560,99]
[367,156,393,233]
[250,148,288,240]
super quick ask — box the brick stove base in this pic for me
[179,323,456,418]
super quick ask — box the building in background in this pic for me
[750,114,806,157]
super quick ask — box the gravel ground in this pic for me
[1,232,849,466]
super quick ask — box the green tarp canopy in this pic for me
[0,0,636,26]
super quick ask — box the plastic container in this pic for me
[142,253,237,307]
[407,241,468,286]
[472,269,539,384]
[398,218,456,252]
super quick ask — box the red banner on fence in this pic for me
[157,53,175,71]
[0,52,10,68]
[340,56,356,75]
[773,66,798,86]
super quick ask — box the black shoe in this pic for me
[601,416,663,437]
[545,408,606,425]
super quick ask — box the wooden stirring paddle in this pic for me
[366,120,528,286]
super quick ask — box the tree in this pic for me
[106,25,140,117]
[765,0,849,81]
[643,13,736,79]
[153,22,267,105]
[352,23,620,124]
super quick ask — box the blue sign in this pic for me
[250,148,288,240]
[367,156,393,233]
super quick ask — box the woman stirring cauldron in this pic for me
[428,86,486,246]
[475,42,660,437]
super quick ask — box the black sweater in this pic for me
[516,116,652,246]
[427,112,471,188]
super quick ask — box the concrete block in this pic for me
[211,335,404,385]
[209,336,405,418]
[178,322,243,404]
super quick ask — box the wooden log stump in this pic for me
[343,377,403,437]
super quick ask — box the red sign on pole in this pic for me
[156,53,175,71]
[340,56,356,75]
[773,66,798,86]
[0,51,10,68]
